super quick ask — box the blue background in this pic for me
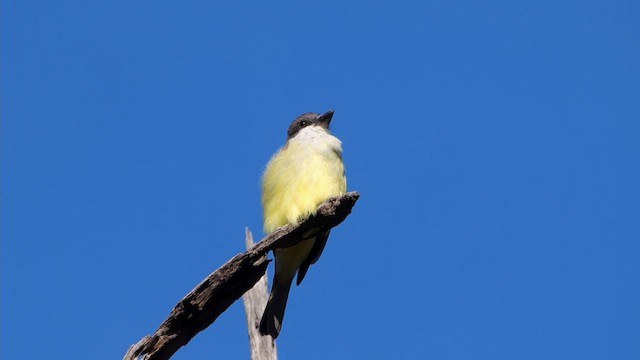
[3,1,639,359]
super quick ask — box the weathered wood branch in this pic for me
[123,191,360,360]
[242,228,278,360]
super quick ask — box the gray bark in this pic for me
[242,228,278,360]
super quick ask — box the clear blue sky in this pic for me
[2,1,639,359]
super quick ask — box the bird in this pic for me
[259,110,347,339]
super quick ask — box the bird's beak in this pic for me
[316,110,335,129]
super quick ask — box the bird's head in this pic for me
[287,110,334,139]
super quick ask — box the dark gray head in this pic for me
[287,110,334,139]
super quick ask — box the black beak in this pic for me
[316,110,334,129]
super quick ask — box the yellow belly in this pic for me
[262,138,346,282]
[262,141,347,234]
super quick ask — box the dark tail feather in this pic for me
[259,279,293,339]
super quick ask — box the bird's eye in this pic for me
[300,121,307,126]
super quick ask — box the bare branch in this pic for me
[242,228,278,360]
[124,191,360,360]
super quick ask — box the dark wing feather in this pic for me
[296,230,330,285]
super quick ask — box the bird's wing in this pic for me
[296,230,330,285]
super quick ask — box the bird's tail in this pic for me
[259,278,293,339]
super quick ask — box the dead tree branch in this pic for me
[242,228,278,360]
[123,191,360,360]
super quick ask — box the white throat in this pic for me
[289,125,343,154]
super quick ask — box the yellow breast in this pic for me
[262,129,347,233]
